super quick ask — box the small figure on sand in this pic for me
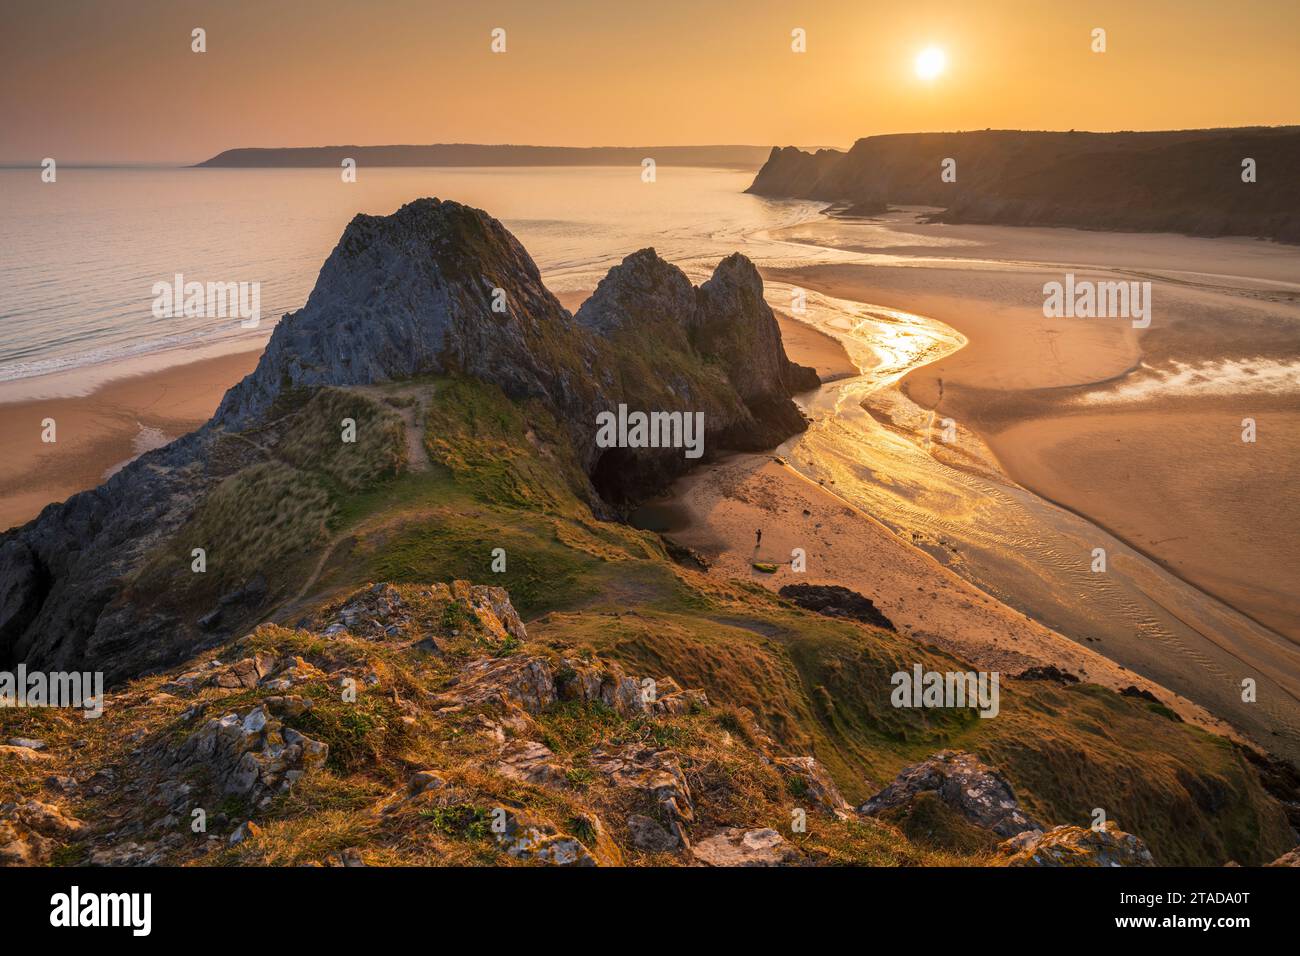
[755,528,762,548]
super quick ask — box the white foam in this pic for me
[1081,359,1300,404]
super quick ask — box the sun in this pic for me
[915,46,946,81]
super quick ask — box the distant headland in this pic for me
[747,127,1300,242]
[195,144,775,169]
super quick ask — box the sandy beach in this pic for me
[0,349,261,531]
[660,451,1234,738]
[764,211,1300,647]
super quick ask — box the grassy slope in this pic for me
[128,386,407,614]
[4,376,1289,866]
[284,376,1293,865]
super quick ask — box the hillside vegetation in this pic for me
[3,376,1293,867]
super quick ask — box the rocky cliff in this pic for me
[0,199,816,683]
[748,128,1300,242]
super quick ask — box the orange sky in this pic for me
[2,0,1297,164]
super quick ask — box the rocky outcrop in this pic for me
[0,800,84,865]
[169,698,328,806]
[0,198,817,682]
[493,808,612,867]
[778,583,895,630]
[775,755,852,819]
[859,750,1042,839]
[441,649,704,720]
[575,246,817,501]
[694,254,821,404]
[215,199,591,430]
[2,577,1229,869]
[589,746,695,848]
[998,823,1155,867]
[745,146,846,200]
[626,814,679,853]
[1268,846,1300,866]
[1013,665,1080,685]
[322,581,526,646]
[0,429,219,681]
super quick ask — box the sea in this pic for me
[0,165,833,398]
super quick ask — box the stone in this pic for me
[589,746,694,847]
[407,771,449,795]
[627,814,679,853]
[229,820,263,845]
[0,800,84,865]
[1267,846,1300,867]
[778,583,895,631]
[449,655,558,714]
[774,755,852,818]
[1013,666,1080,685]
[168,704,327,804]
[494,740,568,789]
[0,745,52,763]
[999,823,1155,867]
[262,694,312,718]
[493,810,597,867]
[691,828,804,867]
[859,750,1042,839]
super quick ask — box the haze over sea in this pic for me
[0,165,827,398]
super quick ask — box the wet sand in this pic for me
[663,451,1235,738]
[989,402,1300,642]
[0,349,261,531]
[773,311,859,382]
[764,214,1300,648]
[657,253,1300,756]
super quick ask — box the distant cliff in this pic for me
[196,144,773,169]
[747,128,1300,242]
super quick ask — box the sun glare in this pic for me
[915,46,946,81]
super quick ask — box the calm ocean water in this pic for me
[0,166,827,396]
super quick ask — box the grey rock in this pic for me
[4,738,45,751]
[858,750,1042,839]
[627,814,679,853]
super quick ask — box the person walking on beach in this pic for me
[755,528,762,549]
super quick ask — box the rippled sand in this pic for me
[750,210,1300,761]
